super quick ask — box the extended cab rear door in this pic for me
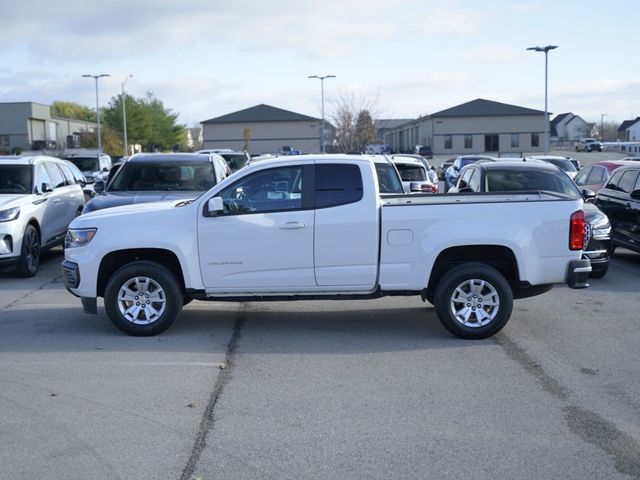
[313,162,379,287]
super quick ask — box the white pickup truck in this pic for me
[62,155,591,339]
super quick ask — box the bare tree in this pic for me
[327,90,382,153]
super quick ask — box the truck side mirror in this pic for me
[206,196,225,216]
[94,180,105,193]
[42,182,53,193]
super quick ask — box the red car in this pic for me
[573,160,638,193]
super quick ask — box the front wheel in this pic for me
[104,261,183,336]
[16,224,40,277]
[434,263,513,339]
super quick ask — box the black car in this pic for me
[84,153,229,213]
[451,160,612,278]
[594,165,640,254]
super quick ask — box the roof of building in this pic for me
[374,119,414,130]
[550,113,585,136]
[618,117,640,132]
[202,104,320,124]
[431,98,545,118]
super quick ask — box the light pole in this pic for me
[527,45,558,155]
[122,74,133,156]
[82,73,110,153]
[600,113,607,141]
[308,74,336,153]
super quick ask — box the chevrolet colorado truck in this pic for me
[62,154,590,339]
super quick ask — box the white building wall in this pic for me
[202,120,321,155]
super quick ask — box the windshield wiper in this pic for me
[175,199,195,207]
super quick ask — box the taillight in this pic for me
[569,210,586,250]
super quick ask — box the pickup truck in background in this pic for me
[62,155,590,340]
[575,138,603,152]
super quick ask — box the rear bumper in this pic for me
[566,259,591,289]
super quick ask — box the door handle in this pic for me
[279,222,307,230]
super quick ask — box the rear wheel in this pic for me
[434,263,513,339]
[16,225,40,277]
[104,261,182,336]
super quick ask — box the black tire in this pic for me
[434,263,513,340]
[590,263,609,279]
[16,224,40,277]
[104,261,183,336]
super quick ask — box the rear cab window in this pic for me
[315,164,363,208]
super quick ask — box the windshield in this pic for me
[0,165,33,194]
[65,157,99,172]
[543,158,577,173]
[484,168,582,199]
[108,162,216,192]
[375,163,404,194]
[395,164,426,181]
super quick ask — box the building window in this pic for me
[511,134,520,148]
[484,135,499,152]
[464,135,472,149]
[531,133,539,147]
[444,135,453,150]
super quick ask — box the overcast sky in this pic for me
[1,0,637,127]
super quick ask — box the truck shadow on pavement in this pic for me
[0,299,468,354]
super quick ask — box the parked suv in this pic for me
[0,155,85,276]
[595,165,640,254]
[390,156,437,193]
[62,152,112,183]
[575,138,602,152]
[84,153,230,213]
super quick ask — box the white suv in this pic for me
[0,155,85,276]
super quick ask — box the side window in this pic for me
[218,166,303,215]
[586,166,605,185]
[605,171,623,191]
[315,164,363,208]
[44,162,66,189]
[457,168,473,189]
[58,163,76,185]
[618,170,639,194]
[573,167,590,186]
[467,169,481,191]
[35,164,52,193]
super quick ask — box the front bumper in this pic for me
[62,260,98,314]
[566,259,591,289]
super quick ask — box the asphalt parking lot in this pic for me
[1,239,640,479]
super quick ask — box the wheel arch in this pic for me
[97,248,186,297]
[426,245,519,297]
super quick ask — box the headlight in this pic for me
[65,228,97,248]
[0,206,20,222]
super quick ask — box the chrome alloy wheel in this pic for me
[449,279,500,328]
[117,276,167,325]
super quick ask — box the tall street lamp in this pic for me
[122,74,133,156]
[82,73,110,153]
[308,74,336,153]
[527,45,558,155]
[600,113,607,141]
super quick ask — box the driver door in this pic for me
[197,164,316,292]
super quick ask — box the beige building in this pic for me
[384,99,546,155]
[201,104,332,155]
[0,102,96,153]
